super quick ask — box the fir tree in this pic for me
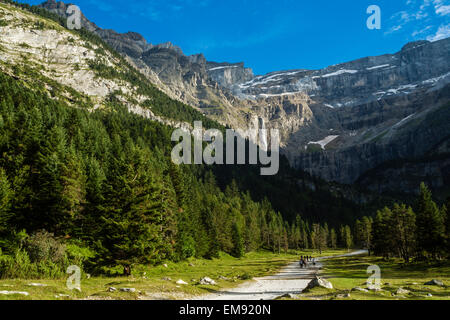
[416,183,445,259]
[231,222,245,258]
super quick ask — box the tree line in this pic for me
[369,183,449,262]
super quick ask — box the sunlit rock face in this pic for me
[39,1,450,194]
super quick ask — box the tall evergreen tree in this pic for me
[415,183,445,259]
[390,204,416,262]
[372,207,393,258]
[0,168,13,234]
[231,222,245,258]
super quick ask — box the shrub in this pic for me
[0,249,65,279]
[24,230,66,265]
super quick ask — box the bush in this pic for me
[25,230,66,265]
[0,230,71,279]
[0,249,65,279]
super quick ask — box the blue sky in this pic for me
[23,0,450,75]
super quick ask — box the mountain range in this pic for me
[13,0,450,199]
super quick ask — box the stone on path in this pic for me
[305,276,333,290]
[119,288,136,293]
[176,279,188,285]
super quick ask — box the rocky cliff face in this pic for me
[38,0,450,196]
[0,1,193,132]
[39,0,255,129]
[235,39,450,107]
[206,62,254,89]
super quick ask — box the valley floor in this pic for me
[1,250,448,300]
[0,250,344,300]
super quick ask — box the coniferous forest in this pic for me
[0,1,448,287]
[0,70,359,277]
[1,68,448,280]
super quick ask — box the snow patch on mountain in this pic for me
[367,64,390,71]
[308,135,339,150]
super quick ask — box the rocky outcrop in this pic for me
[206,62,254,89]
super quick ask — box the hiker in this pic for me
[300,259,305,269]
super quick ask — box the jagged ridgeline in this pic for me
[0,0,218,127]
[0,1,363,275]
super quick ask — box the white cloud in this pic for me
[433,0,450,16]
[427,24,450,41]
[385,25,403,35]
[388,0,449,40]
[412,25,433,36]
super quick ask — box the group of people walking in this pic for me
[299,255,315,269]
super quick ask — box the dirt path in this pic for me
[197,250,367,300]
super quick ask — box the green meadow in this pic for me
[299,253,450,300]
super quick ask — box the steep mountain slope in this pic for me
[0,0,218,131]
[39,0,255,128]
[1,1,373,226]
[37,0,450,197]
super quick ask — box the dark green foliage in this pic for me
[370,183,448,261]
[231,222,245,258]
[0,168,12,234]
[0,71,313,276]
[415,183,446,258]
[390,204,416,262]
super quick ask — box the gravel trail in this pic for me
[197,250,367,300]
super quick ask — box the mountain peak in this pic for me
[401,40,431,51]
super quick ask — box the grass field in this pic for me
[0,249,346,300]
[299,253,450,300]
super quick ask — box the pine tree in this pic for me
[361,216,373,254]
[330,228,337,249]
[442,203,449,258]
[231,222,245,258]
[0,168,13,234]
[355,219,363,247]
[344,225,353,251]
[390,204,416,262]
[372,207,393,258]
[416,183,445,259]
